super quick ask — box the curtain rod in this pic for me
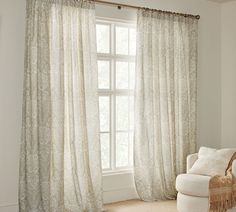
[92,0,200,20]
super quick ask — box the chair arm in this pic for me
[186,153,198,173]
[233,160,236,178]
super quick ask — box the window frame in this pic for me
[96,17,136,174]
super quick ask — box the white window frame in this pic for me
[96,17,136,174]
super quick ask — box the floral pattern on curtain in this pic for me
[134,10,198,201]
[19,0,103,211]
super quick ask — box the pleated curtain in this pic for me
[134,9,198,201]
[19,0,103,211]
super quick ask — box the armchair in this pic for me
[176,153,236,212]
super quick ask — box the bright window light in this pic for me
[96,19,136,172]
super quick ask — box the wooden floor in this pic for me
[105,200,177,212]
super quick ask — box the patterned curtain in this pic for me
[19,0,103,211]
[134,9,198,201]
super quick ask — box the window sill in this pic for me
[102,168,133,177]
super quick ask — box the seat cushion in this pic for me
[176,174,211,197]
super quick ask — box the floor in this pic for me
[105,199,177,212]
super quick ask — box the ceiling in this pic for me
[209,0,236,3]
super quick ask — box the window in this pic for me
[96,19,136,172]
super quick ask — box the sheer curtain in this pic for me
[19,0,103,211]
[134,10,198,201]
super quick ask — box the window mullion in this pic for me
[112,91,116,171]
[111,22,116,172]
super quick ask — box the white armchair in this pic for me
[176,153,236,212]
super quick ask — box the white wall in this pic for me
[0,0,25,211]
[221,1,236,148]
[0,0,222,210]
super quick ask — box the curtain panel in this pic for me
[19,0,103,211]
[134,10,198,201]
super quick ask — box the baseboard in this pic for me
[0,204,18,212]
[1,192,137,211]
[103,187,139,204]
[1,188,138,210]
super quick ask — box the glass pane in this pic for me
[116,61,129,89]
[99,96,110,132]
[116,26,128,55]
[116,96,129,131]
[129,62,135,90]
[96,24,110,53]
[116,132,129,167]
[98,60,110,89]
[100,133,110,169]
[129,132,134,166]
[129,96,134,130]
[129,28,136,55]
